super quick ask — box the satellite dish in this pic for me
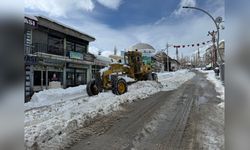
[215,16,223,23]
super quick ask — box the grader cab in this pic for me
[86,50,158,96]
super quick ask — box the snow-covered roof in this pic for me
[25,14,38,21]
[94,54,112,63]
[129,43,156,53]
[109,55,123,60]
[170,59,180,64]
[35,15,95,42]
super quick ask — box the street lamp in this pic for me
[182,6,224,64]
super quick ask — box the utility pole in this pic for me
[197,47,200,67]
[176,47,179,62]
[98,50,102,55]
[166,43,172,72]
[173,45,180,70]
[208,30,217,68]
[114,46,117,55]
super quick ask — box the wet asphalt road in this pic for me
[68,71,222,150]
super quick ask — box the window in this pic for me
[75,69,87,85]
[48,35,63,55]
[66,40,87,54]
[48,72,63,84]
[34,71,46,86]
[75,44,86,53]
[66,69,75,87]
[66,68,87,87]
[66,41,75,52]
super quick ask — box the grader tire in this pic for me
[147,73,153,80]
[87,80,99,96]
[152,73,158,81]
[95,73,103,92]
[112,78,128,95]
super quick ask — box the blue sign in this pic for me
[69,51,83,60]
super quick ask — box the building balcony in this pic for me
[32,43,65,56]
[24,43,95,65]
[24,43,65,56]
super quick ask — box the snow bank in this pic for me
[25,85,87,110]
[197,69,225,100]
[24,70,195,150]
[196,68,225,109]
[158,69,195,91]
[218,102,225,109]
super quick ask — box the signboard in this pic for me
[69,51,83,60]
[24,55,38,65]
[24,17,37,28]
[67,63,88,69]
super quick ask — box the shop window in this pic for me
[66,69,75,87]
[76,69,87,85]
[34,71,41,86]
[66,68,87,87]
[48,72,63,84]
[34,71,46,86]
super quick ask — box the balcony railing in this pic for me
[25,43,93,62]
[29,43,65,56]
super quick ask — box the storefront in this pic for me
[66,63,88,87]
[32,59,64,91]
[24,15,97,101]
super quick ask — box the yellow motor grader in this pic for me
[86,50,158,96]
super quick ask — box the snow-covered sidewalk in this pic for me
[197,68,225,108]
[24,69,195,150]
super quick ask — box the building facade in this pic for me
[24,15,107,101]
[152,51,170,72]
[203,40,225,68]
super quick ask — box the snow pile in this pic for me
[206,71,224,100]
[199,105,224,149]
[218,102,225,109]
[99,66,110,76]
[24,69,195,150]
[197,68,225,108]
[158,69,195,91]
[119,75,135,82]
[25,85,87,110]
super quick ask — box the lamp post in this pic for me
[182,6,224,64]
